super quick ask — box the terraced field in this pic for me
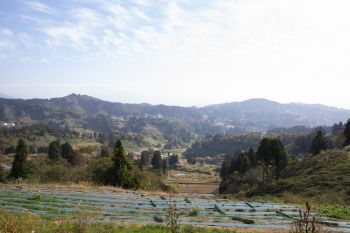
[1,185,350,232]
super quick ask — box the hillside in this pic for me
[221,149,350,205]
[203,99,350,131]
[0,93,11,99]
[0,94,350,135]
[184,133,261,161]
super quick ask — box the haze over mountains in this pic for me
[0,94,349,134]
[0,93,12,99]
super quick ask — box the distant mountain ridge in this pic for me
[0,94,349,133]
[0,93,12,99]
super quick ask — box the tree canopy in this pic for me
[344,119,350,147]
[310,129,327,155]
[48,140,61,160]
[8,139,29,179]
[256,138,287,180]
[61,142,75,164]
[151,151,162,170]
[110,140,138,189]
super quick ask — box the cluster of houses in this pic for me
[0,122,15,128]
[127,150,172,161]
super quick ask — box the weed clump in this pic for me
[290,201,333,233]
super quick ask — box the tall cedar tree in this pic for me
[112,140,135,188]
[162,158,168,174]
[256,138,272,181]
[220,161,230,179]
[169,154,179,167]
[344,119,350,147]
[247,148,256,168]
[239,153,251,175]
[271,139,288,180]
[151,151,162,169]
[257,138,287,180]
[8,139,29,179]
[310,130,327,155]
[139,149,153,169]
[48,140,61,160]
[332,122,343,135]
[0,164,5,182]
[61,142,75,164]
[100,146,109,157]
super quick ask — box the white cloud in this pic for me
[43,25,89,48]
[0,27,13,37]
[132,8,150,21]
[0,27,15,58]
[2,0,350,107]
[22,0,55,14]
[71,8,101,27]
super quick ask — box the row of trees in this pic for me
[309,118,350,155]
[138,149,179,175]
[220,119,350,193]
[5,138,140,189]
[7,140,80,180]
[256,138,288,181]
[309,130,327,155]
[220,138,288,182]
[48,141,77,164]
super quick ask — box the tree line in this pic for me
[220,138,287,182]
[219,119,350,193]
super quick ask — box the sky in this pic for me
[0,0,350,109]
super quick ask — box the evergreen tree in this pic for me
[310,130,327,155]
[187,157,196,165]
[239,153,251,175]
[219,161,230,179]
[344,119,350,147]
[162,158,169,174]
[48,140,61,160]
[257,138,287,180]
[256,138,272,181]
[0,164,6,182]
[140,149,153,168]
[61,142,75,164]
[151,151,162,169]
[271,139,288,180]
[8,139,29,179]
[100,146,109,157]
[229,154,240,173]
[169,154,179,167]
[111,140,136,189]
[332,122,344,135]
[247,148,256,168]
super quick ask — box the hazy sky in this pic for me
[0,0,350,108]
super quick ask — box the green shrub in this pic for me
[188,205,203,217]
[87,157,113,184]
[26,157,89,184]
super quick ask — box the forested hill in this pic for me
[0,94,349,134]
[0,94,200,121]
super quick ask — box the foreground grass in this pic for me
[318,205,350,220]
[0,212,235,233]
[221,191,350,221]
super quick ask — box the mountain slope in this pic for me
[0,93,12,99]
[203,99,350,131]
[246,150,350,204]
[0,94,349,133]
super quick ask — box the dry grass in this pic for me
[290,202,333,233]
